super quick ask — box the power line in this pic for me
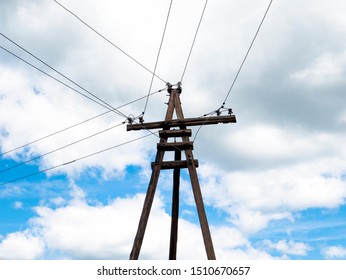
[142,0,173,119]
[221,0,274,107]
[192,0,274,144]
[0,122,125,174]
[0,33,128,119]
[0,44,120,115]
[0,109,111,157]
[53,0,167,84]
[0,43,164,146]
[0,133,154,187]
[0,87,166,158]
[180,0,208,83]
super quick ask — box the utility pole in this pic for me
[127,83,236,260]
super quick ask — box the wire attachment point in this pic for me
[127,115,135,124]
[177,82,182,94]
[166,82,173,94]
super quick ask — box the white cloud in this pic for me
[0,230,45,260]
[49,196,66,207]
[0,66,154,179]
[30,183,147,259]
[292,51,346,86]
[13,201,24,209]
[1,0,346,260]
[0,181,268,260]
[263,240,311,256]
[197,160,346,234]
[30,188,253,259]
[323,246,346,259]
[212,226,249,250]
[216,247,274,260]
[1,0,346,179]
[0,186,23,198]
[226,125,343,164]
[232,210,292,234]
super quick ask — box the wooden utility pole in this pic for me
[127,84,236,260]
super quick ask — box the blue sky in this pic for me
[1,0,346,260]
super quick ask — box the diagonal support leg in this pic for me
[129,89,175,260]
[129,150,165,260]
[186,150,216,260]
[172,89,216,259]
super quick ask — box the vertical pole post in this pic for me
[169,150,181,260]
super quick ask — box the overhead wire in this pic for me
[0,121,125,174]
[0,1,273,185]
[193,0,274,144]
[0,87,166,158]
[53,0,167,84]
[192,108,233,143]
[0,36,167,144]
[221,0,274,107]
[142,0,173,120]
[0,44,120,115]
[0,33,128,119]
[0,43,164,147]
[180,0,208,83]
[0,109,111,157]
[0,133,154,187]
[0,33,166,139]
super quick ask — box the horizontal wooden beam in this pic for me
[127,115,236,131]
[151,160,199,170]
[157,141,193,151]
[159,129,192,138]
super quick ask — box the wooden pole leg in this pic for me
[169,150,181,260]
[186,151,216,260]
[129,152,164,260]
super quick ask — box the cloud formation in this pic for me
[0,182,270,260]
[323,246,346,259]
[1,0,346,259]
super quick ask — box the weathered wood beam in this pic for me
[159,129,192,138]
[129,149,165,260]
[157,141,193,151]
[151,159,199,170]
[169,150,181,260]
[127,115,236,131]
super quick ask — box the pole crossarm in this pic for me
[127,115,236,131]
